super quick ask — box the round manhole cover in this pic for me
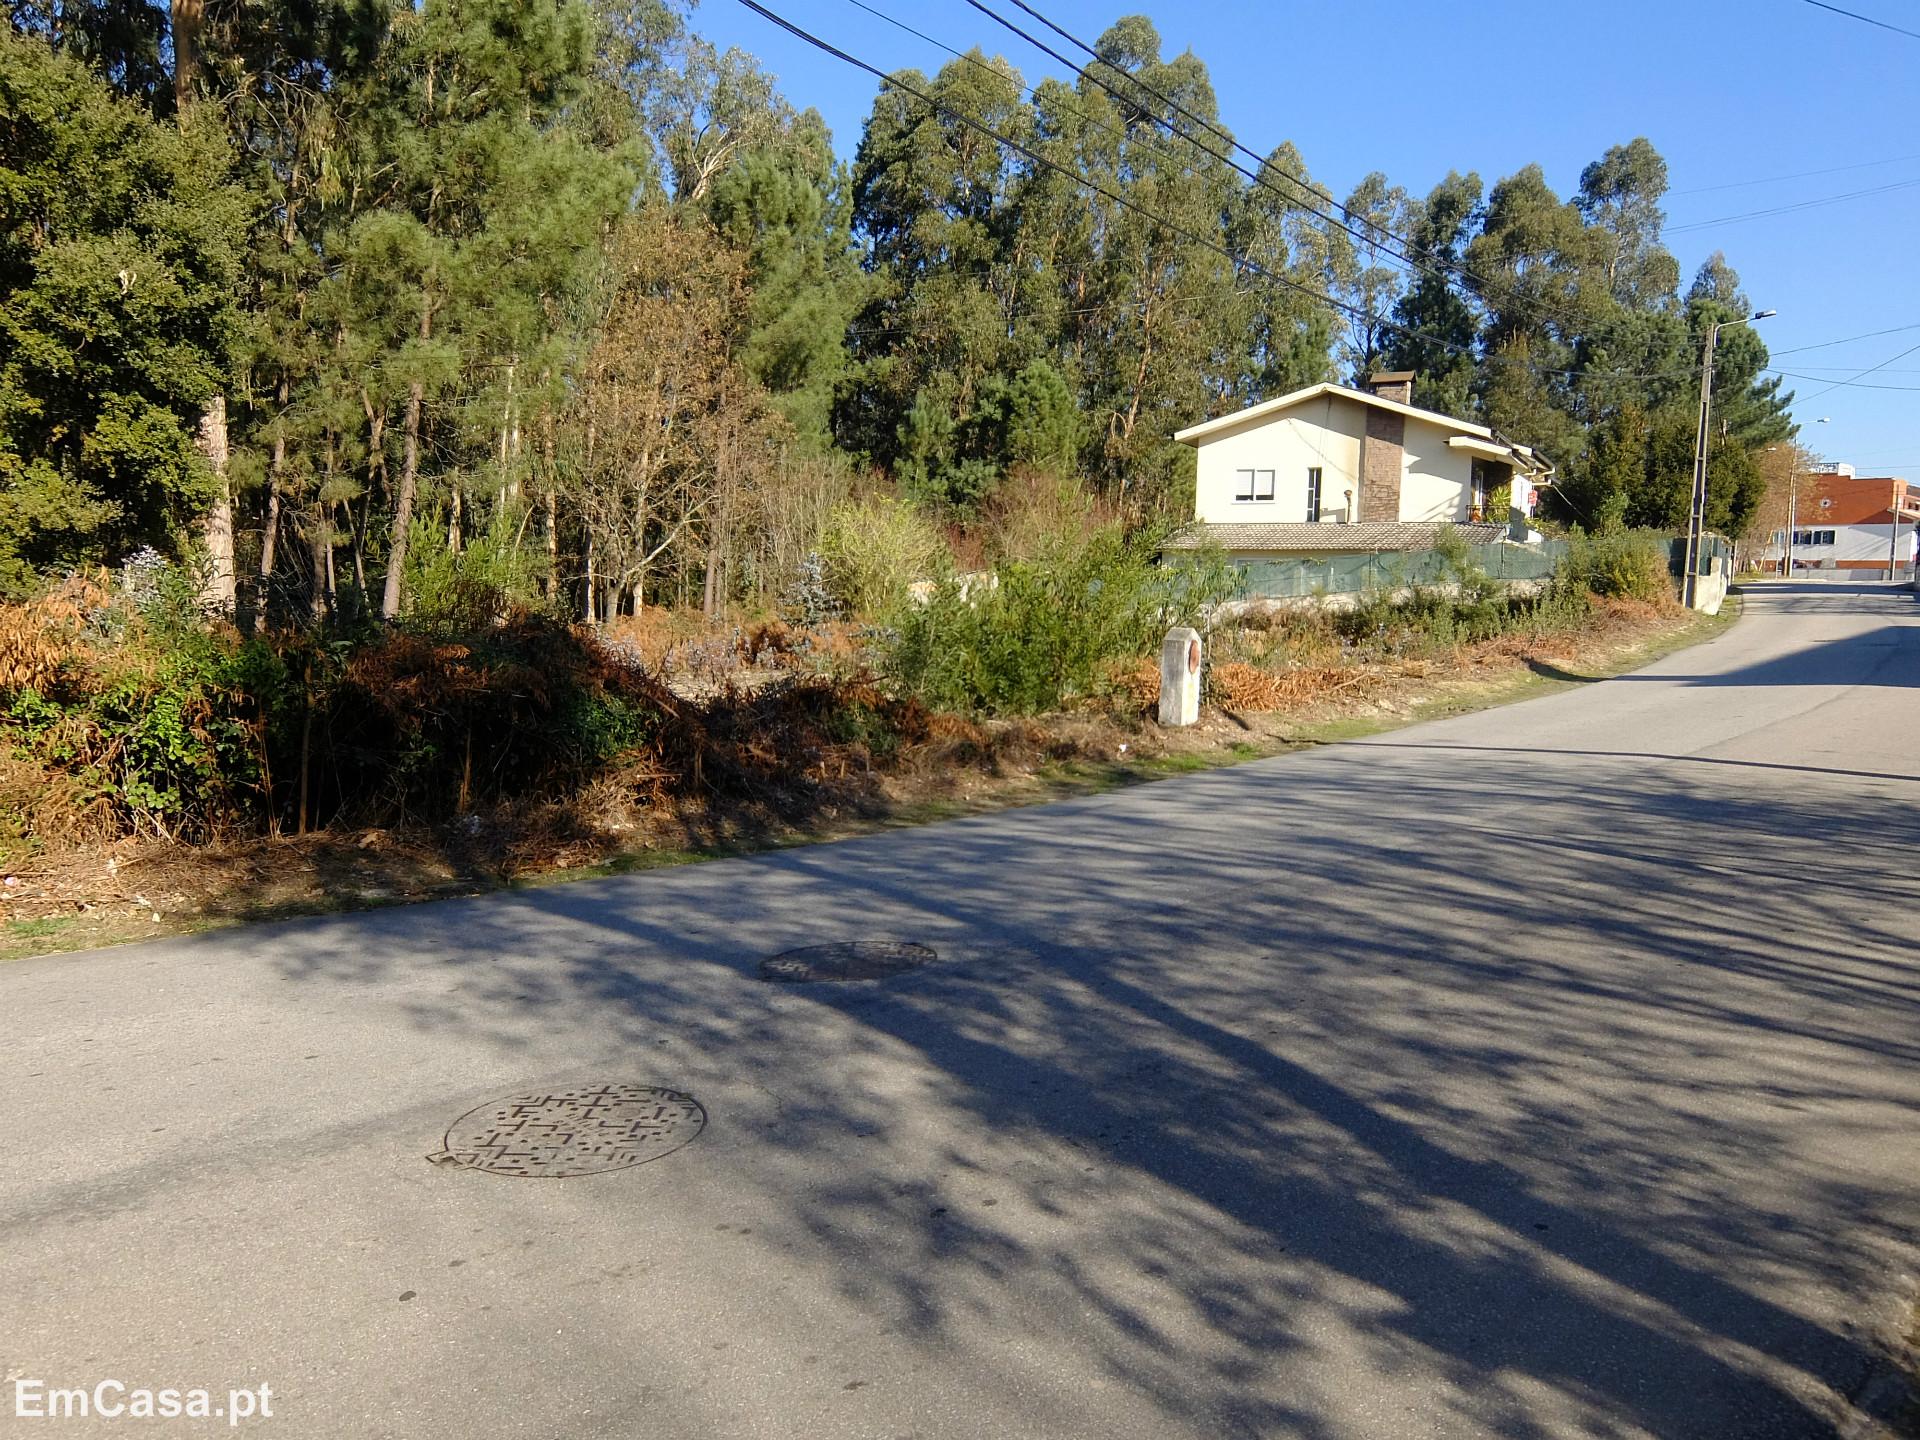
[759,941,937,983]
[429,1084,705,1177]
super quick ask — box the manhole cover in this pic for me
[759,940,937,983]
[429,1084,705,1177]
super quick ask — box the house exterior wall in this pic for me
[1399,417,1477,522]
[1759,522,1918,570]
[1192,391,1365,524]
[1192,397,1475,525]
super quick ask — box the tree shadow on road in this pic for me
[246,724,1920,1438]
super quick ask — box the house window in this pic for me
[1234,469,1275,502]
[1793,529,1836,547]
[1306,467,1323,521]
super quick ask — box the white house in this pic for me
[1166,372,1554,560]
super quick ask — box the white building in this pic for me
[1167,372,1554,560]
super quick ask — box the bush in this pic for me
[404,507,547,630]
[884,522,1234,715]
[1558,528,1672,605]
[2,565,286,843]
[817,496,949,620]
[0,556,678,841]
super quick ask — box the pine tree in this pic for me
[0,28,245,595]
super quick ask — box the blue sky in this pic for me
[693,0,1920,475]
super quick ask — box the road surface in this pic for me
[4,581,1918,1438]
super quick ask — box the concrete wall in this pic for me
[1193,395,1473,524]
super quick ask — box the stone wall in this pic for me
[1358,408,1405,522]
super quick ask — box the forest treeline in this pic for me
[4,0,1793,621]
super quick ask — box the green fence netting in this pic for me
[1232,539,1570,600]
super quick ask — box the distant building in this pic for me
[1758,472,1916,578]
[1165,372,1554,562]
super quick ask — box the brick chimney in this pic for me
[1367,371,1414,406]
[1358,373,1411,522]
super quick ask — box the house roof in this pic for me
[1172,382,1551,475]
[1162,521,1511,553]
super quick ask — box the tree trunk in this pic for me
[544,486,559,602]
[253,386,286,634]
[541,397,558,601]
[169,0,203,113]
[171,1,235,614]
[381,293,431,619]
[583,534,596,623]
[347,499,369,601]
[309,506,331,622]
[198,395,236,612]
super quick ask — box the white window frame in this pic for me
[1305,467,1323,522]
[1233,468,1276,503]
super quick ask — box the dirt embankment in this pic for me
[0,597,1721,961]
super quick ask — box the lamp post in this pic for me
[1766,444,1797,578]
[1685,309,1776,606]
[1786,463,1797,577]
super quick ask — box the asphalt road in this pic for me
[4,581,1918,1439]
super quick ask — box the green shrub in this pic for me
[2,564,291,840]
[1558,528,1672,604]
[818,496,949,620]
[885,523,1234,715]
[404,506,547,630]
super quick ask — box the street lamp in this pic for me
[1767,417,1828,580]
[1685,309,1776,606]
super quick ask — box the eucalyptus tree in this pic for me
[1222,142,1342,409]
[1576,138,1679,310]
[1329,172,1409,381]
[1379,171,1483,417]
[845,49,1035,504]
[1062,16,1243,507]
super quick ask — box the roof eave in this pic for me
[1173,382,1517,448]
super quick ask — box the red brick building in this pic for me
[1763,472,1917,576]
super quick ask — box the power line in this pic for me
[1670,151,1920,195]
[1774,369,1920,392]
[730,0,1356,323]
[837,0,1426,285]
[1788,339,1920,401]
[1769,319,1920,355]
[966,0,1666,351]
[1773,364,1920,374]
[1799,0,1920,42]
[949,0,1454,292]
[742,0,1906,412]
[1665,173,1920,233]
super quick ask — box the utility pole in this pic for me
[1685,309,1776,606]
[1891,478,1903,582]
[1774,462,1789,576]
